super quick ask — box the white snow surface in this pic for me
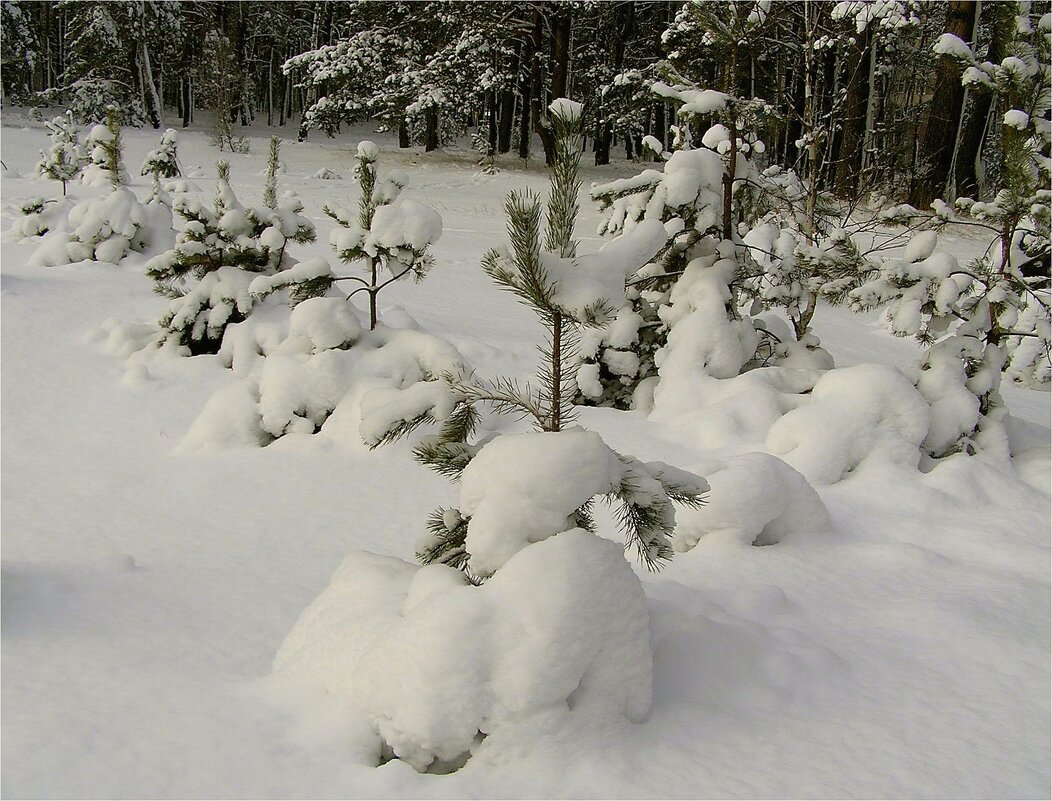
[2,117,1049,799]
[270,530,652,772]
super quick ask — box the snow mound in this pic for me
[456,429,705,576]
[178,383,269,452]
[673,452,831,549]
[29,189,171,267]
[270,530,652,772]
[312,168,342,180]
[766,364,930,484]
[181,302,467,450]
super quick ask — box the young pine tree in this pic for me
[263,135,281,209]
[145,161,316,354]
[81,106,129,189]
[370,100,706,581]
[265,142,443,328]
[140,129,181,181]
[36,111,83,196]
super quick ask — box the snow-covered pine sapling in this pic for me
[101,106,125,190]
[369,99,705,580]
[275,141,442,329]
[471,130,497,175]
[145,161,316,354]
[81,106,129,189]
[36,111,82,195]
[140,128,180,182]
[262,136,280,209]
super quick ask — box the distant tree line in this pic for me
[2,0,1047,204]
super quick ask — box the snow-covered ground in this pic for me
[2,113,1049,799]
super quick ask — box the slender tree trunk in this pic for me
[595,1,633,166]
[550,311,562,431]
[537,5,570,166]
[267,46,274,127]
[519,10,540,160]
[141,39,163,129]
[424,106,439,151]
[488,89,498,152]
[497,47,519,154]
[530,9,550,163]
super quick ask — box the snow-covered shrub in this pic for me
[312,167,342,180]
[672,452,831,549]
[258,141,442,330]
[584,112,828,408]
[471,130,497,175]
[179,299,468,449]
[80,108,128,189]
[7,197,75,240]
[140,129,180,181]
[373,101,706,574]
[36,111,83,195]
[144,162,316,355]
[38,78,145,127]
[766,364,932,482]
[28,188,170,267]
[271,530,653,772]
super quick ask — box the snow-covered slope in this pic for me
[2,116,1049,798]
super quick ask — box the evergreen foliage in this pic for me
[80,107,129,190]
[36,111,83,196]
[364,99,705,581]
[144,161,316,355]
[140,129,180,181]
[258,141,442,329]
[798,1,1051,458]
[262,136,281,209]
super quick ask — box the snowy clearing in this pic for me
[2,117,1050,799]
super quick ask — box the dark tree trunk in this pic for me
[595,1,634,166]
[537,4,570,165]
[497,47,519,154]
[654,100,666,154]
[954,2,1007,199]
[424,106,439,151]
[399,117,410,148]
[909,1,978,206]
[518,10,540,160]
[833,29,871,195]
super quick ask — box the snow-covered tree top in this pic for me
[548,98,584,123]
[357,141,380,162]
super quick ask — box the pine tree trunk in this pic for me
[537,5,570,166]
[518,11,539,160]
[595,122,612,165]
[529,9,549,163]
[425,107,439,152]
[909,1,977,206]
[267,46,274,127]
[497,47,519,154]
[595,1,633,166]
[833,29,870,195]
[654,101,666,154]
